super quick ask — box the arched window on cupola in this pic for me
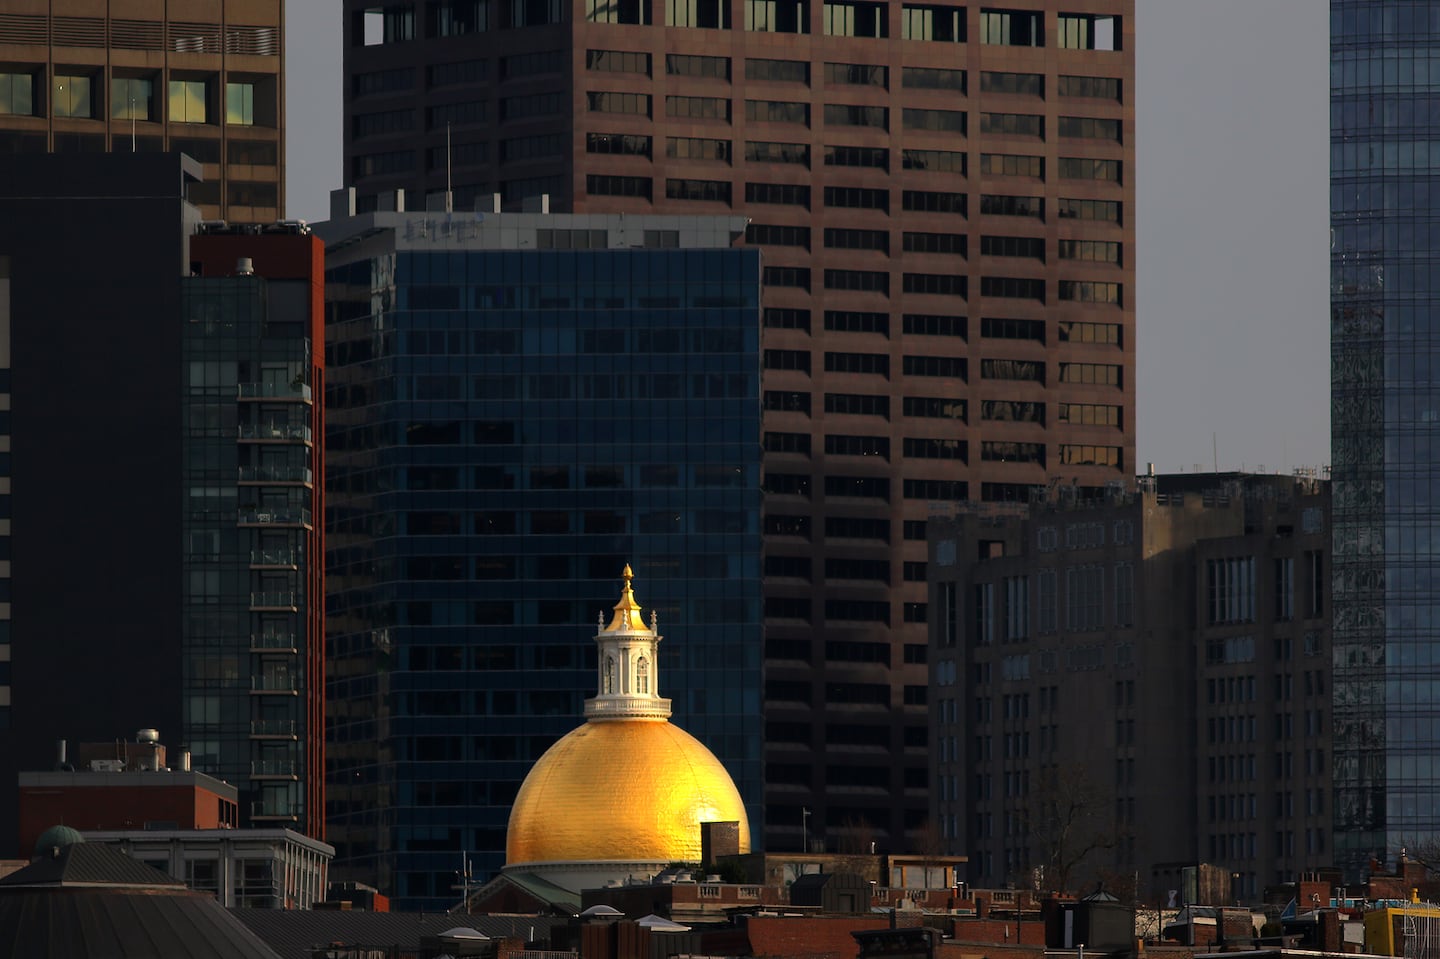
[635,655,650,694]
[603,655,616,694]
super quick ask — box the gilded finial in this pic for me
[606,563,648,632]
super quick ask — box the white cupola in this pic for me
[585,565,672,721]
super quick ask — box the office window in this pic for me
[903,397,966,421]
[765,431,813,454]
[586,132,651,156]
[904,108,967,133]
[825,311,889,335]
[825,145,888,170]
[904,273,966,297]
[498,135,553,163]
[667,0,730,27]
[748,223,811,247]
[824,228,889,254]
[980,153,1043,177]
[980,195,1043,218]
[903,355,966,379]
[764,308,811,331]
[587,91,650,115]
[764,349,812,372]
[668,136,732,161]
[1060,444,1122,468]
[980,70,1042,95]
[745,0,810,33]
[981,317,1043,341]
[747,99,810,125]
[0,72,34,116]
[981,235,1044,260]
[667,95,731,120]
[1057,198,1121,222]
[587,49,651,74]
[825,62,887,87]
[1057,362,1121,386]
[903,232,966,256]
[587,174,653,198]
[667,178,732,203]
[981,276,1045,301]
[501,92,562,120]
[511,0,566,26]
[901,149,965,174]
[980,8,1040,44]
[825,186,889,211]
[825,104,887,129]
[53,74,94,119]
[112,76,155,120]
[360,5,416,44]
[667,56,729,82]
[903,313,965,337]
[1056,403,1120,427]
[1058,13,1120,50]
[826,434,890,459]
[1058,116,1121,141]
[428,100,487,127]
[981,400,1043,424]
[826,393,889,418]
[825,1,887,37]
[980,112,1041,136]
[1058,240,1122,264]
[747,58,808,83]
[1059,157,1122,181]
[904,437,966,461]
[589,0,650,22]
[903,190,966,214]
[1058,281,1122,305]
[825,269,889,294]
[902,4,965,41]
[169,79,209,123]
[1059,75,1121,100]
[824,476,890,501]
[980,358,1042,382]
[433,59,490,84]
[431,0,490,33]
[747,141,810,165]
[745,182,810,207]
[826,351,889,376]
[765,390,811,414]
[763,265,810,289]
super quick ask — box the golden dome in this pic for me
[505,718,752,865]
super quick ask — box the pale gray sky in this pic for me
[284,0,1332,474]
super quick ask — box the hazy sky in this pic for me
[284,0,1332,475]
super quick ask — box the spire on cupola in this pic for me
[586,565,672,720]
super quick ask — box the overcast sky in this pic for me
[284,0,1332,475]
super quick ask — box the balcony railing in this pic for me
[250,591,298,610]
[251,674,297,692]
[251,800,299,819]
[238,508,313,527]
[250,632,298,651]
[239,465,313,485]
[250,719,298,737]
[250,549,298,567]
[238,382,312,402]
[251,759,298,778]
[238,422,312,443]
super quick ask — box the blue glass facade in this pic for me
[1331,1,1440,876]
[323,218,763,908]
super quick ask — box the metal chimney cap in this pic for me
[235,257,255,276]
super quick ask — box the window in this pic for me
[826,311,888,335]
[905,478,965,499]
[981,358,1043,382]
[904,108,967,133]
[587,132,651,156]
[667,0,730,26]
[981,441,1042,465]
[746,141,810,166]
[501,92,562,120]
[825,104,888,129]
[902,152,965,180]
[824,228,889,254]
[982,400,1043,423]
[746,0,810,33]
[588,49,650,74]
[826,393,889,418]
[668,136,732,161]
[825,145,888,170]
[587,174,652,198]
[667,178,732,203]
[0,72,34,116]
[903,273,966,297]
[903,355,966,379]
[1059,116,1121,141]
[764,475,811,498]
[981,235,1045,260]
[112,76,155,120]
[826,62,887,87]
[1059,75,1121,100]
[667,95,730,120]
[431,0,489,32]
[747,99,810,125]
[746,182,810,207]
[981,276,1045,301]
[764,349,811,374]
[903,232,966,256]
[826,434,890,459]
[825,269,889,294]
[1057,362,1121,386]
[511,0,566,26]
[980,70,1042,95]
[1057,403,1120,427]
[825,352,889,376]
[1058,198,1121,223]
[825,186,889,211]
[825,0,888,36]
[980,153,1043,177]
[765,431,812,454]
[587,91,650,115]
[904,437,966,461]
[904,313,965,337]
[980,8,1041,45]
[980,112,1041,137]
[169,79,209,123]
[765,308,811,331]
[1059,281,1122,305]
[354,109,414,138]
[499,135,555,163]
[902,66,965,91]
[1059,157,1122,181]
[1065,565,1104,631]
[747,223,811,247]
[1058,320,1121,344]
[980,195,1043,219]
[902,4,966,41]
[53,74,94,119]
[1058,13,1120,51]
[903,190,966,214]
[824,477,890,502]
[747,58,808,83]
[826,516,890,542]
[427,100,487,127]
[982,317,1043,341]
[1058,240,1122,264]
[1060,444,1121,468]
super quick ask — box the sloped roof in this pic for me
[232,910,568,959]
[464,870,581,914]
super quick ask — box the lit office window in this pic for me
[226,82,255,125]
[52,75,93,118]
[0,73,34,116]
[112,77,155,120]
[169,79,209,123]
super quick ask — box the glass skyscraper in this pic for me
[319,206,763,908]
[1331,1,1440,877]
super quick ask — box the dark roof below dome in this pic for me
[1,843,183,890]
[232,910,569,959]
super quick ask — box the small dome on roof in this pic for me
[33,826,83,858]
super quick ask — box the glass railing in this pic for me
[250,633,298,650]
[250,719,297,737]
[238,382,312,402]
[249,549,298,567]
[251,759,297,777]
[238,508,313,527]
[251,800,299,818]
[238,466,313,484]
[251,674,297,692]
[249,591,297,608]
[238,422,312,443]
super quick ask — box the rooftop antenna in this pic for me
[130,96,136,153]
[446,121,453,199]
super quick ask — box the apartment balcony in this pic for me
[238,465,313,486]
[249,548,299,569]
[250,719,299,739]
[249,591,298,611]
[249,632,298,653]
[250,674,298,694]
[238,508,313,528]
[250,801,300,822]
[238,422,312,444]
[250,759,298,780]
[238,382,312,403]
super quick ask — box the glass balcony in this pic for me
[250,719,298,738]
[238,465,313,485]
[238,382,313,402]
[251,759,298,778]
[249,591,298,610]
[249,632,298,652]
[251,800,299,820]
[249,548,298,568]
[238,422,312,443]
[238,508,313,528]
[250,674,297,693]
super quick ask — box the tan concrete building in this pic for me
[0,0,283,222]
[343,0,1134,853]
[928,473,1332,901]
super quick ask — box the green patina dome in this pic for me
[33,825,84,858]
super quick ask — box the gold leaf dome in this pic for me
[505,718,751,865]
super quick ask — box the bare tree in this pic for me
[835,815,879,855]
[1021,763,1119,894]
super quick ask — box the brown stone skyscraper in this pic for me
[343,0,1134,855]
[0,0,284,222]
